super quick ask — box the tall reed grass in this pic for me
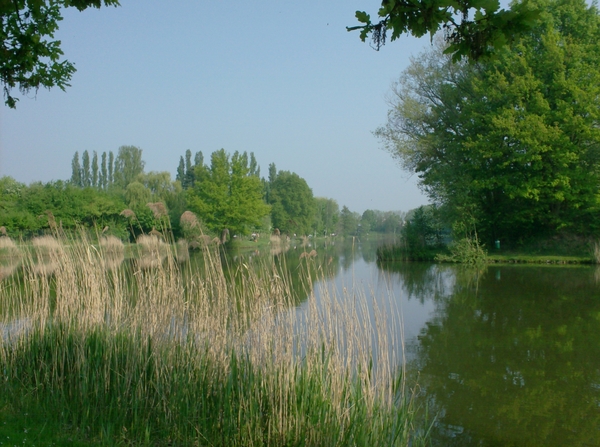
[0,233,428,446]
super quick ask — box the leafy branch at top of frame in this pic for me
[0,0,120,108]
[347,0,541,61]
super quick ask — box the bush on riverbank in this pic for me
[0,234,428,446]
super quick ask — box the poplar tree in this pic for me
[71,152,82,187]
[184,149,194,188]
[176,157,185,186]
[108,151,114,186]
[100,152,107,190]
[249,152,260,177]
[81,150,91,187]
[91,151,99,188]
[194,151,204,168]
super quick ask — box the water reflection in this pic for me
[409,266,600,446]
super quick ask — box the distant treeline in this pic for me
[0,146,404,241]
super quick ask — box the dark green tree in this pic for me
[249,152,260,177]
[194,151,204,168]
[268,163,277,183]
[81,150,91,187]
[108,151,114,186]
[184,149,194,188]
[402,206,442,248]
[100,151,107,190]
[91,151,98,187]
[1,0,120,108]
[269,170,316,235]
[70,151,82,187]
[176,156,185,186]
[264,162,278,203]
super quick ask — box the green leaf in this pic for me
[355,11,371,24]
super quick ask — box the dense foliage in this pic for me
[377,0,600,246]
[268,166,316,236]
[188,149,270,236]
[1,145,404,241]
[0,176,127,237]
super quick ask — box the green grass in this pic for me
[487,253,592,264]
[0,403,97,446]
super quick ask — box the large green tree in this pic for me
[268,168,316,236]
[188,149,270,236]
[113,145,145,189]
[1,0,120,108]
[349,0,541,60]
[376,0,600,244]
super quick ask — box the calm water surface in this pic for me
[284,239,600,446]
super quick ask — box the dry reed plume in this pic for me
[0,237,21,280]
[0,236,18,251]
[99,235,125,270]
[147,201,168,219]
[180,210,199,228]
[0,234,426,446]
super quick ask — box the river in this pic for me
[293,238,600,446]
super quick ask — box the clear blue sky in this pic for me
[0,0,432,214]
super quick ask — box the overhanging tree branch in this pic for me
[1,0,119,108]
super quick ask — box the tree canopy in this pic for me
[376,0,600,244]
[268,168,316,236]
[113,145,145,188]
[349,0,541,61]
[1,0,120,108]
[188,149,270,236]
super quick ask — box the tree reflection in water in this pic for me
[406,265,600,447]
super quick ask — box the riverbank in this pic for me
[377,246,595,264]
[487,253,593,264]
